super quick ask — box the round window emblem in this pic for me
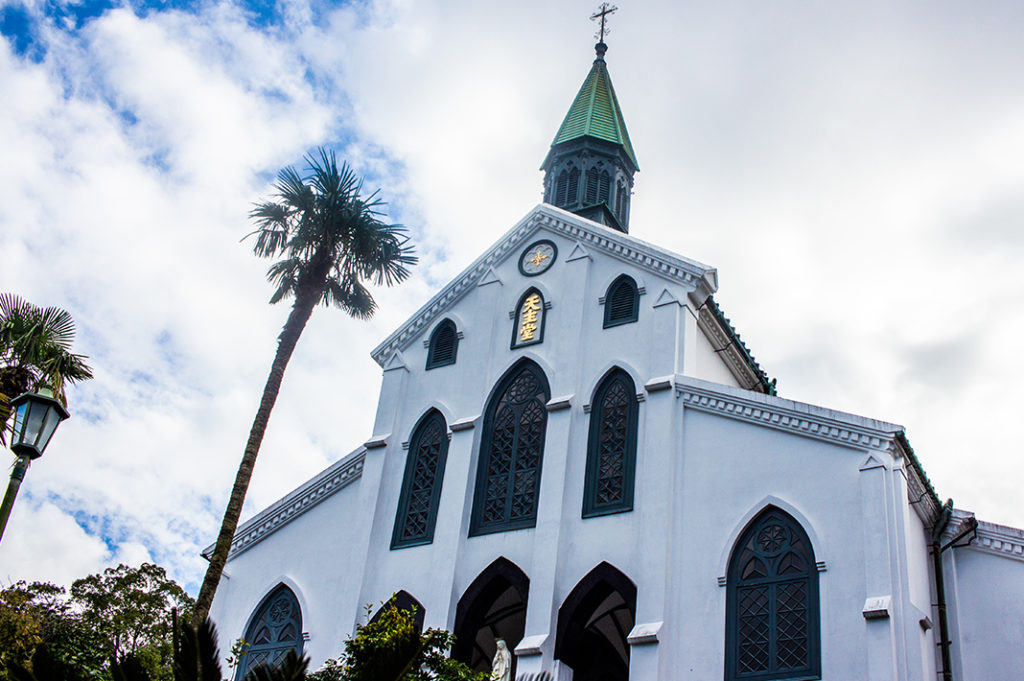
[519,240,557,276]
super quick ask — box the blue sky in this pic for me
[1,0,1023,597]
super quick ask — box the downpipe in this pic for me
[930,499,979,681]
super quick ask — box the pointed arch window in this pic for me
[238,585,303,679]
[470,361,550,536]
[725,508,820,681]
[583,370,638,517]
[603,275,639,328]
[392,410,449,548]
[426,319,459,369]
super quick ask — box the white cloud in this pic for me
[1,0,1023,593]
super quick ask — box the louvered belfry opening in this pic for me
[604,275,639,328]
[427,319,458,369]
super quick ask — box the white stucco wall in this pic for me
[946,522,1024,681]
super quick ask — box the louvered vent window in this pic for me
[426,319,458,369]
[603,275,639,328]
[555,170,569,205]
[585,168,599,204]
[470,360,550,536]
[392,410,449,548]
[598,171,611,204]
[616,181,627,221]
[568,167,580,204]
[583,369,638,517]
[725,508,820,681]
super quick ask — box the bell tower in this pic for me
[541,5,638,233]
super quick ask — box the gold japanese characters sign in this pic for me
[512,289,545,348]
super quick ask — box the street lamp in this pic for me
[0,389,70,544]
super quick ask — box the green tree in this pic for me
[0,581,105,680]
[311,603,486,681]
[193,149,417,624]
[0,293,93,443]
[70,563,194,678]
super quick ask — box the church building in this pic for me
[207,26,1024,681]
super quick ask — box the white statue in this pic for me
[489,638,512,681]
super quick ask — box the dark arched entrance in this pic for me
[369,590,426,632]
[555,562,636,681]
[453,557,529,674]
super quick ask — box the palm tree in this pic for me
[193,149,417,624]
[0,294,93,443]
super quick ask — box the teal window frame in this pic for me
[582,369,638,517]
[391,410,450,549]
[724,507,821,681]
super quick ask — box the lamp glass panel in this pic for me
[36,407,61,451]
[17,402,46,448]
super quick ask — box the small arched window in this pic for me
[392,410,449,548]
[568,167,580,205]
[603,275,639,328]
[470,361,550,536]
[426,319,458,369]
[583,369,638,517]
[238,585,303,678]
[725,508,820,681]
[585,168,599,204]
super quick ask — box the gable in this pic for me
[372,204,718,367]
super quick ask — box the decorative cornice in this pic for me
[203,449,366,560]
[948,511,1024,562]
[676,377,900,453]
[696,303,768,393]
[371,204,716,366]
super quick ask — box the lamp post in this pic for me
[0,389,70,545]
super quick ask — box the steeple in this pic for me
[542,12,638,233]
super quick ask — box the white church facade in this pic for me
[207,37,1024,681]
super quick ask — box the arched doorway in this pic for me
[237,584,303,678]
[452,557,529,674]
[555,562,636,681]
[369,590,426,632]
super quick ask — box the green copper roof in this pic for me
[551,52,638,169]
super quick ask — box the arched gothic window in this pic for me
[426,319,458,369]
[583,369,638,517]
[585,168,599,204]
[238,585,303,678]
[470,361,550,536]
[555,170,569,205]
[568,167,580,205]
[603,275,639,328]
[392,410,449,548]
[725,508,820,681]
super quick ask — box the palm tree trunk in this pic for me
[192,290,319,626]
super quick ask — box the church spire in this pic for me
[542,5,638,233]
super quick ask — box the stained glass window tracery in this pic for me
[238,585,303,679]
[583,370,638,517]
[392,410,449,548]
[725,508,820,681]
[470,362,550,536]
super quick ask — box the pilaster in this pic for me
[859,455,900,681]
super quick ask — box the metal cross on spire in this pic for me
[590,3,618,44]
